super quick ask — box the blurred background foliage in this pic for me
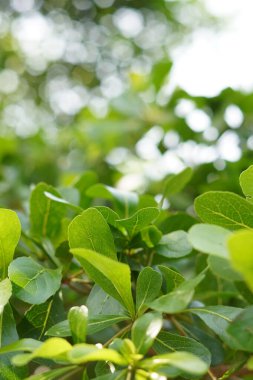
[0,0,252,209]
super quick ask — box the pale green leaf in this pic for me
[12,338,72,366]
[227,229,253,290]
[0,278,12,314]
[239,165,253,202]
[188,224,231,258]
[0,209,21,279]
[67,344,127,365]
[157,230,192,258]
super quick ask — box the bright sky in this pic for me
[171,0,253,96]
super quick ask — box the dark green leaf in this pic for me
[8,257,62,304]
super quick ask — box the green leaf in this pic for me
[46,315,130,337]
[131,312,162,354]
[158,265,184,293]
[0,338,41,355]
[140,225,162,248]
[227,229,253,290]
[68,305,88,343]
[162,168,193,200]
[227,306,253,352]
[8,257,62,304]
[140,351,208,375]
[67,344,127,365]
[86,285,125,316]
[30,183,66,240]
[154,331,211,366]
[188,306,243,349]
[68,208,117,260]
[0,279,12,314]
[239,165,253,202]
[86,184,138,217]
[92,371,126,380]
[116,208,159,237]
[147,273,205,313]
[12,338,72,366]
[157,231,192,258]
[188,224,231,258]
[44,191,82,213]
[0,209,21,279]
[136,267,162,316]
[208,256,242,281]
[194,191,253,230]
[71,249,135,317]
[94,207,120,229]
[19,296,65,340]
[26,365,78,380]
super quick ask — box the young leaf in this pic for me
[157,265,184,293]
[0,338,41,355]
[12,338,72,366]
[140,351,208,376]
[68,208,117,260]
[188,224,231,258]
[0,209,21,279]
[116,207,159,237]
[147,273,205,314]
[136,267,162,316]
[227,306,253,352]
[67,344,127,365]
[8,257,62,304]
[187,306,243,349]
[239,165,253,202]
[0,278,12,314]
[157,231,192,258]
[71,249,135,317]
[162,168,193,201]
[68,305,88,343]
[154,331,211,366]
[131,312,163,354]
[194,191,253,230]
[30,183,66,240]
[227,229,253,290]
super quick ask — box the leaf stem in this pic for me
[208,369,217,380]
[170,316,187,336]
[103,324,132,347]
